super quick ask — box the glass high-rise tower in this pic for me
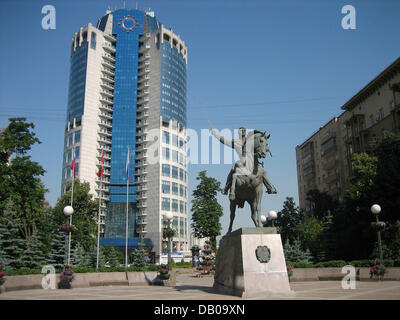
[61,9,189,262]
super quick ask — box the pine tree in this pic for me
[20,232,45,269]
[47,230,67,269]
[284,238,313,264]
[318,212,337,261]
[84,246,106,268]
[71,242,87,267]
[103,245,122,267]
[0,216,26,269]
[130,247,147,267]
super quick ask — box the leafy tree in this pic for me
[0,118,47,242]
[275,197,303,243]
[371,133,400,223]
[191,171,223,249]
[283,238,313,263]
[306,189,339,220]
[295,216,323,261]
[52,180,98,252]
[345,153,378,203]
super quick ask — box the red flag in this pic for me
[70,160,76,177]
[97,151,104,177]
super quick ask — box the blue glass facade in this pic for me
[160,42,187,127]
[108,10,159,203]
[66,41,88,124]
[104,10,159,239]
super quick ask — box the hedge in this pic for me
[288,259,400,268]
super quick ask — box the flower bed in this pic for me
[0,264,6,287]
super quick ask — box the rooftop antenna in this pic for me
[136,1,138,10]
[123,1,126,9]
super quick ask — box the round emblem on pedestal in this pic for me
[255,245,271,263]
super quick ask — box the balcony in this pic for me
[136,111,149,120]
[99,111,113,120]
[138,53,151,62]
[101,81,114,91]
[99,96,113,105]
[101,59,115,70]
[101,67,115,76]
[97,136,112,145]
[303,171,315,181]
[321,131,336,145]
[323,173,340,184]
[321,144,337,157]
[323,158,338,171]
[138,43,150,53]
[101,88,114,98]
[99,104,113,112]
[137,97,150,105]
[137,210,147,217]
[100,73,114,83]
[102,43,116,52]
[138,74,150,83]
[102,53,116,63]
[136,104,149,112]
[98,120,112,128]
[138,67,150,77]
[98,129,112,137]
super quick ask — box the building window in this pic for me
[379,108,384,120]
[90,32,96,49]
[179,168,184,181]
[172,166,178,179]
[179,184,184,197]
[172,150,178,163]
[162,164,170,177]
[172,134,178,147]
[161,197,170,211]
[162,147,170,160]
[162,180,170,194]
[172,182,178,195]
[172,199,178,212]
[74,130,80,144]
[162,131,170,144]
[369,114,374,126]
[180,200,184,213]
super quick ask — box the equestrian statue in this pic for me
[210,126,277,235]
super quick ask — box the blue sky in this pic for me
[1,0,399,236]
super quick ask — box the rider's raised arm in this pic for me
[210,129,235,149]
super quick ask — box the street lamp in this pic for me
[63,205,74,266]
[260,215,267,226]
[371,204,383,262]
[165,212,174,271]
[268,210,277,227]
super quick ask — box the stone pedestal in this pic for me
[213,228,295,298]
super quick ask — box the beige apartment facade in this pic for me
[296,56,400,212]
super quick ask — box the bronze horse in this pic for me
[225,131,277,235]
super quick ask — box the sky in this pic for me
[0,0,400,238]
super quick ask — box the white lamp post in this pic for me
[63,205,74,266]
[268,210,277,227]
[371,204,383,262]
[165,212,174,271]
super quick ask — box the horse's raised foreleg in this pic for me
[226,201,237,235]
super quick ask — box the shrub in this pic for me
[347,260,371,267]
[290,262,314,268]
[317,260,347,268]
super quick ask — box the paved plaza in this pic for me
[1,273,400,300]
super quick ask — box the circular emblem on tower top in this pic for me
[118,15,139,33]
[255,245,271,263]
